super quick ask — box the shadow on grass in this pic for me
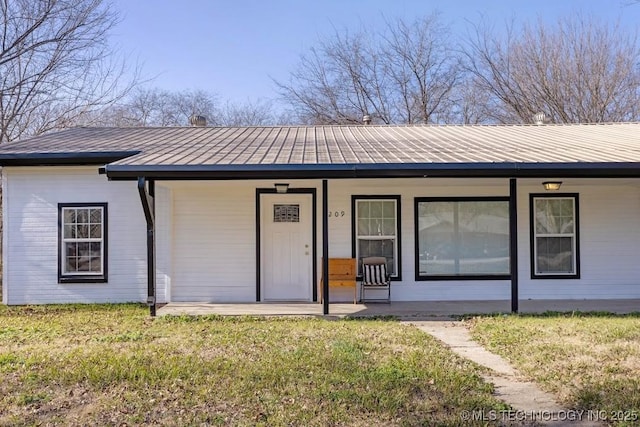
[158,314,404,324]
[457,310,640,320]
[0,302,148,315]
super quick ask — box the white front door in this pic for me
[261,193,313,301]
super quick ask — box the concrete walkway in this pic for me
[407,320,603,426]
[157,299,640,317]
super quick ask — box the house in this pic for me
[1,123,640,315]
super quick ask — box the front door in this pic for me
[261,193,313,301]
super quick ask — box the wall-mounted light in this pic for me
[542,181,562,191]
[274,183,289,194]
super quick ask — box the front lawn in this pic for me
[468,313,640,426]
[0,305,505,426]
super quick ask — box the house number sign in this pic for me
[328,210,346,218]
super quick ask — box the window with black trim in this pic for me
[351,196,401,279]
[415,197,510,279]
[530,194,579,278]
[58,203,108,283]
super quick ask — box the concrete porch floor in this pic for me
[157,299,640,318]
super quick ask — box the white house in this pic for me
[2,123,640,315]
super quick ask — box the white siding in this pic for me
[326,179,512,302]
[161,178,640,303]
[162,179,513,303]
[168,181,257,302]
[2,170,8,305]
[154,185,172,304]
[2,166,147,304]
[517,180,640,299]
[5,172,640,305]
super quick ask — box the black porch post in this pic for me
[137,177,156,317]
[509,178,519,313]
[322,179,329,315]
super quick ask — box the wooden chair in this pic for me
[360,256,391,303]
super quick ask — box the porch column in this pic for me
[137,177,156,317]
[322,179,329,315]
[509,178,518,313]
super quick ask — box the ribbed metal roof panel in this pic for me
[1,123,640,166]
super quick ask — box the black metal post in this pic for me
[322,179,329,315]
[509,178,518,313]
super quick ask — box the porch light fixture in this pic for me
[542,181,562,191]
[274,183,289,194]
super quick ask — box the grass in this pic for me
[467,312,640,426]
[0,304,507,426]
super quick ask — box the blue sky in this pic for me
[110,0,640,106]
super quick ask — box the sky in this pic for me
[110,0,640,108]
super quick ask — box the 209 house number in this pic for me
[328,210,345,218]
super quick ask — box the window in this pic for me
[415,197,510,279]
[58,203,108,283]
[273,204,299,222]
[530,194,579,278]
[351,196,401,279]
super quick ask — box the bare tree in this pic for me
[218,99,277,126]
[462,15,640,124]
[276,13,461,124]
[0,0,138,142]
[276,32,385,124]
[441,80,494,124]
[381,15,461,124]
[85,88,218,127]
[171,89,219,126]
[90,88,284,127]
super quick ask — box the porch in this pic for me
[157,299,640,318]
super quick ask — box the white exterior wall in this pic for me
[160,178,640,303]
[2,166,147,304]
[161,179,511,303]
[326,179,512,302]
[155,184,172,304]
[164,180,324,302]
[5,172,640,305]
[517,179,640,299]
[164,181,258,302]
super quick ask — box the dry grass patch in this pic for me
[468,313,640,426]
[0,304,508,426]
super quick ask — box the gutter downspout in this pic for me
[137,177,156,316]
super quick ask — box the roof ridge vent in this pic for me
[189,115,207,127]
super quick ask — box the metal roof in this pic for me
[0,123,639,179]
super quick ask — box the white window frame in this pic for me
[58,203,108,283]
[352,196,401,279]
[530,194,579,278]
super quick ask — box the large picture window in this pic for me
[352,196,401,279]
[58,203,108,283]
[415,197,510,279]
[530,194,579,278]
